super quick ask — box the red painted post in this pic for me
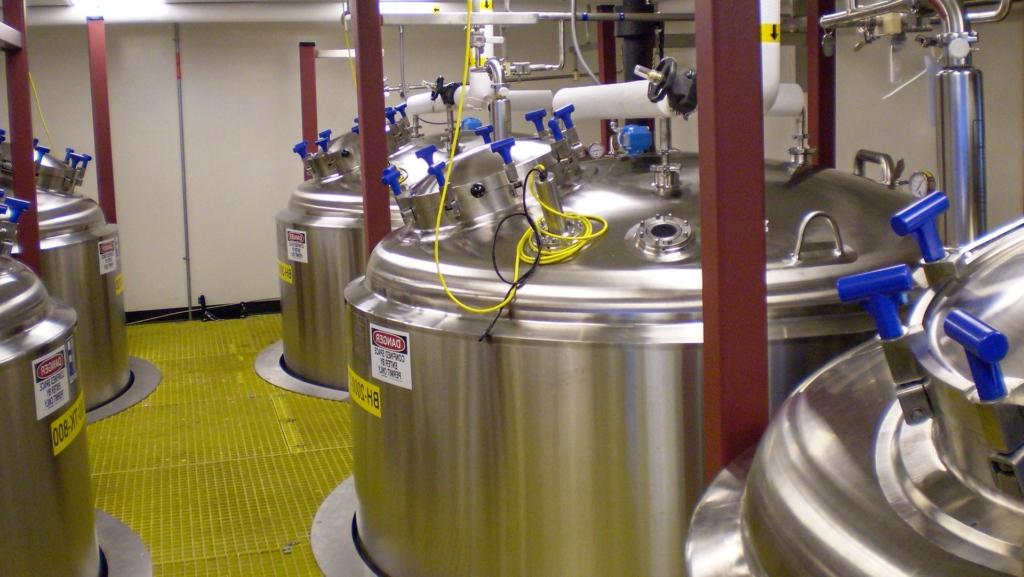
[696,0,768,483]
[4,0,40,273]
[299,41,318,181]
[350,0,391,256]
[806,0,836,168]
[596,4,616,147]
[87,16,117,223]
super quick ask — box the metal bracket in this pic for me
[990,444,1024,498]
[896,380,933,424]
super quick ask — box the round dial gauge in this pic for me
[908,171,936,198]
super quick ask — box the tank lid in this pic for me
[0,255,54,337]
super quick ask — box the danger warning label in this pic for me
[286,228,308,263]
[98,236,120,275]
[33,342,73,420]
[370,323,412,390]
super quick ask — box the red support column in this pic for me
[299,41,318,181]
[596,4,616,147]
[5,0,40,273]
[696,0,768,483]
[87,16,117,223]
[806,0,836,168]
[350,0,391,256]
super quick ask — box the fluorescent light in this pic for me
[69,0,167,19]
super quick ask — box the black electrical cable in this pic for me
[479,167,548,342]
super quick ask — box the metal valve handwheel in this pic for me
[647,57,677,103]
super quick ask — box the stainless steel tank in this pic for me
[0,199,101,577]
[2,142,130,411]
[687,195,1024,577]
[273,112,483,392]
[342,106,921,577]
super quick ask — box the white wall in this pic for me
[3,10,1022,312]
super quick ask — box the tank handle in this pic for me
[792,211,845,262]
[853,149,904,188]
[944,309,1009,401]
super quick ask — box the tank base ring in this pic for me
[253,341,349,402]
[88,357,162,424]
[97,509,153,577]
[311,478,379,577]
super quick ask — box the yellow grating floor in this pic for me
[87,314,352,577]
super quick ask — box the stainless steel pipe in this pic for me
[937,67,986,245]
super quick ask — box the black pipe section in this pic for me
[616,0,655,125]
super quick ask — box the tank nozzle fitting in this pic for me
[382,165,403,197]
[474,124,495,144]
[428,161,447,189]
[547,119,565,142]
[316,135,331,153]
[385,107,398,125]
[524,109,548,137]
[395,103,409,119]
[490,137,519,186]
[892,191,949,264]
[3,196,30,224]
[945,309,1010,401]
[837,264,915,341]
[416,145,438,167]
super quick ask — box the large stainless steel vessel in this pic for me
[342,105,921,576]
[0,199,100,577]
[2,143,131,412]
[687,196,1024,577]
[272,112,482,393]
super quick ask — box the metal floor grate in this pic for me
[88,314,353,577]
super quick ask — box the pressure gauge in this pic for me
[588,143,606,160]
[908,171,936,198]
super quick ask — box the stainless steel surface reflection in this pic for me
[343,144,921,576]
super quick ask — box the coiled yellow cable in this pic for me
[432,0,606,314]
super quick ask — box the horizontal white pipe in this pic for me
[27,4,344,26]
[553,81,673,120]
[506,90,553,112]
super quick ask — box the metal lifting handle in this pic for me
[792,211,845,261]
[854,149,903,187]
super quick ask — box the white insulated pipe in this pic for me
[761,0,782,115]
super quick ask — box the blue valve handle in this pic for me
[524,109,547,134]
[491,138,516,165]
[316,136,331,153]
[351,124,360,134]
[891,191,949,263]
[318,129,333,141]
[416,145,438,166]
[428,161,447,189]
[836,264,915,340]
[384,107,398,125]
[64,147,75,163]
[0,129,6,144]
[553,104,576,130]
[292,142,309,159]
[474,125,495,144]
[81,154,92,170]
[3,197,30,224]
[68,152,90,170]
[35,145,50,163]
[382,165,403,197]
[547,119,565,142]
[944,309,1010,401]
[395,103,408,119]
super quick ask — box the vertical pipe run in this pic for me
[4,0,40,273]
[351,0,392,255]
[173,24,194,319]
[596,4,616,148]
[937,67,986,245]
[299,41,317,182]
[87,16,118,223]
[696,0,769,484]
[806,0,836,168]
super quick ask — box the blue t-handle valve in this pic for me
[68,152,91,170]
[416,145,438,167]
[474,125,495,144]
[351,124,360,134]
[3,197,30,224]
[491,138,516,165]
[553,104,576,130]
[0,129,7,144]
[382,165,403,197]
[64,147,75,163]
[384,107,398,125]
[837,264,915,341]
[81,154,92,170]
[891,191,949,263]
[428,161,447,189]
[316,135,331,153]
[547,119,565,142]
[293,142,309,159]
[395,103,408,119]
[524,109,547,134]
[35,145,50,163]
[944,309,1010,401]
[319,129,333,140]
